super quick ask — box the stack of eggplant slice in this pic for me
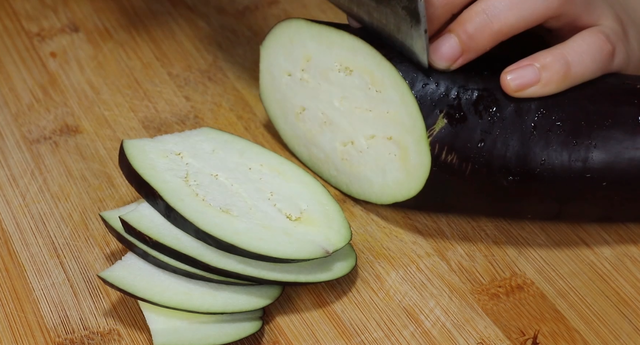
[259,18,640,221]
[98,127,357,345]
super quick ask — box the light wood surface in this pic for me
[1,0,640,344]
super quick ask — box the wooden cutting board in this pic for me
[1,0,639,344]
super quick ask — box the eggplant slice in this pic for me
[100,201,254,285]
[119,127,352,262]
[118,200,357,285]
[138,301,264,345]
[98,252,283,314]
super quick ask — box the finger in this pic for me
[428,0,564,70]
[500,25,627,97]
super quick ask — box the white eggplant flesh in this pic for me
[98,252,283,314]
[139,301,264,345]
[259,18,431,205]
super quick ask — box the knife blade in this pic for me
[328,0,430,69]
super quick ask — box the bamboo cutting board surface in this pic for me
[1,0,640,344]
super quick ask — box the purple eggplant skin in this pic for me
[117,143,309,263]
[319,22,640,221]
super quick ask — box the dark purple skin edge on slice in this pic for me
[117,142,313,263]
[118,217,356,286]
[117,217,281,285]
[96,276,273,315]
[99,216,256,286]
[309,21,640,221]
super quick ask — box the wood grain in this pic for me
[1,0,640,344]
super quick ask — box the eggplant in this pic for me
[118,127,352,263]
[259,18,640,221]
[100,202,255,286]
[97,252,284,314]
[118,200,358,285]
[138,301,264,345]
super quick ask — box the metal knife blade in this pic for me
[328,0,429,69]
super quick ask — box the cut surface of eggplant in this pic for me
[260,18,431,205]
[138,301,263,345]
[119,127,351,262]
[100,202,254,285]
[119,201,357,284]
[98,252,283,314]
[260,18,640,220]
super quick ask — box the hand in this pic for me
[348,0,640,98]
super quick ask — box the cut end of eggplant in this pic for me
[119,127,352,261]
[259,18,431,205]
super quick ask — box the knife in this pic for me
[327,0,430,69]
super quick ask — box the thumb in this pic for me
[347,16,362,28]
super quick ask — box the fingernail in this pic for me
[429,33,462,70]
[505,64,541,92]
[347,16,362,28]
